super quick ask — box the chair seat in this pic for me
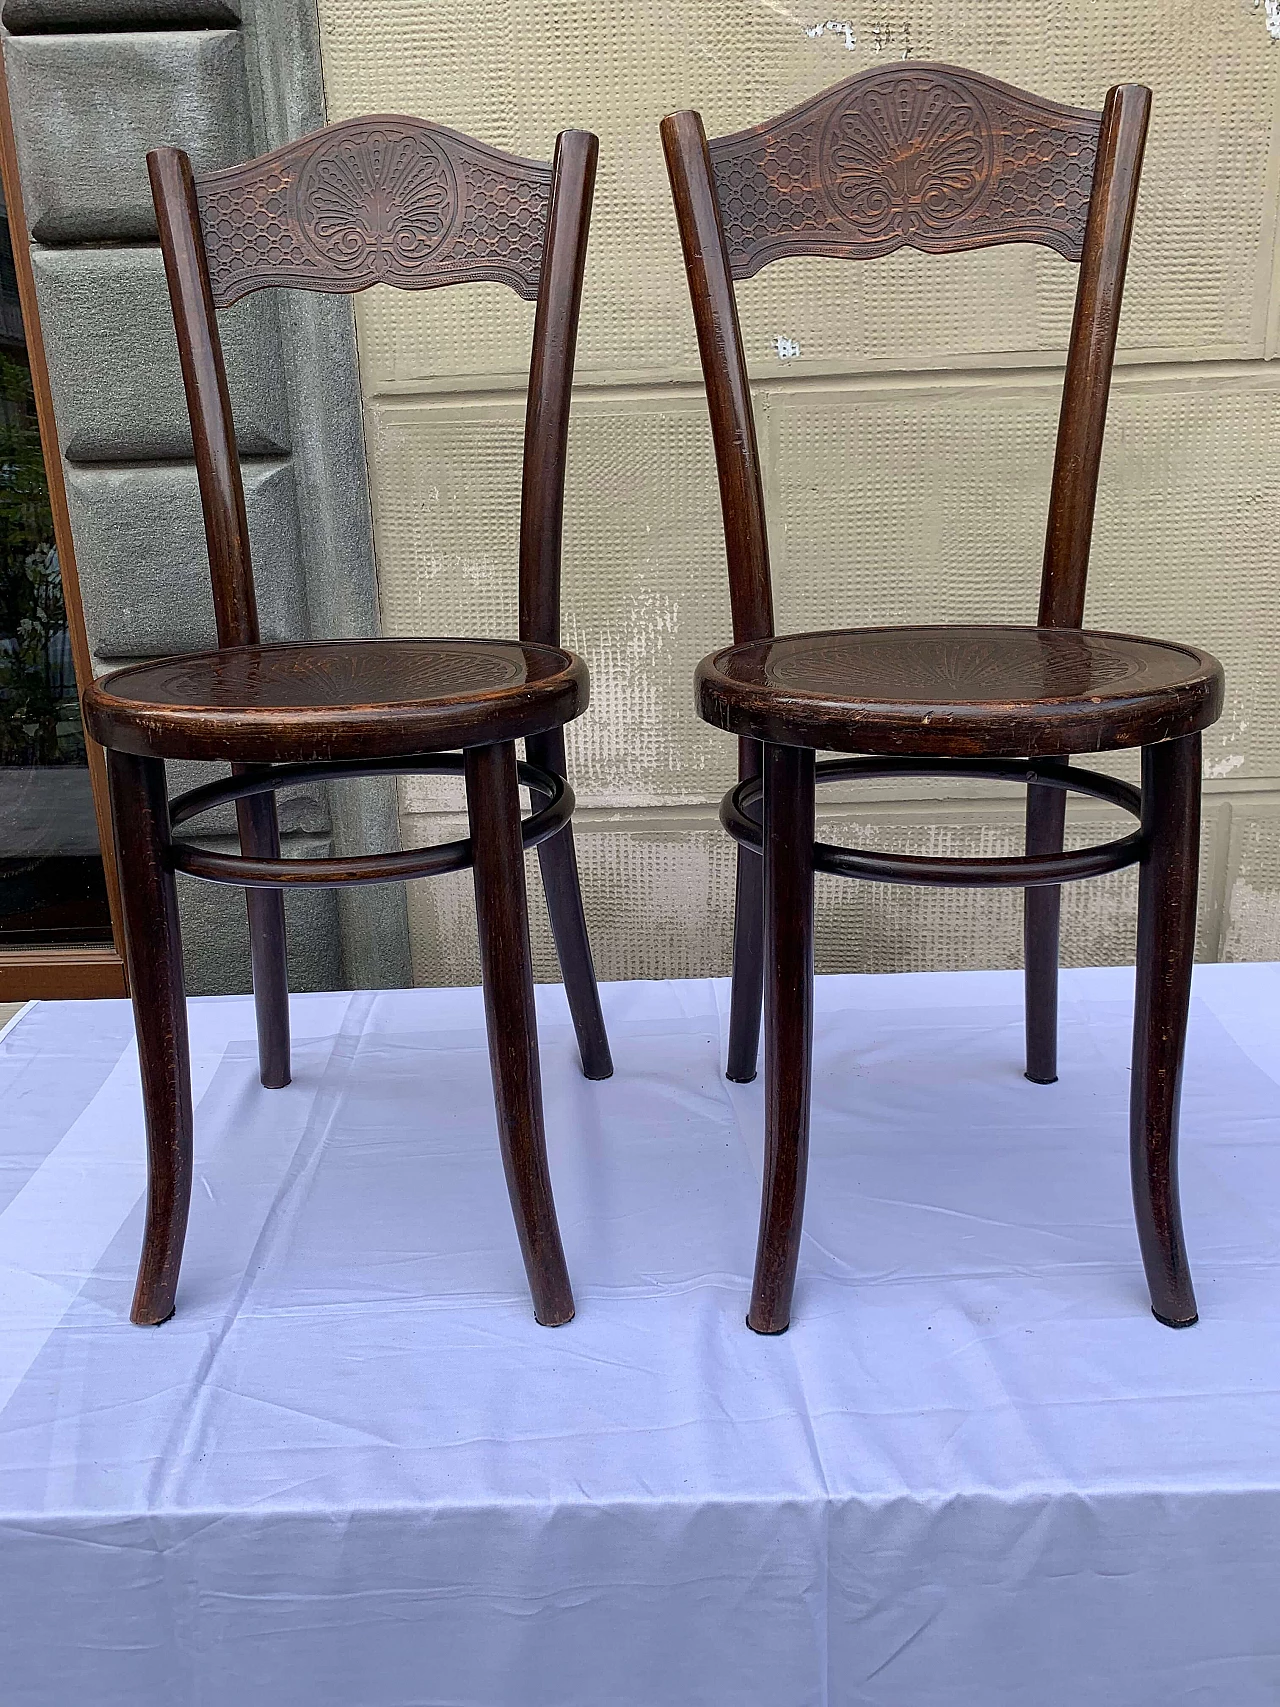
[696,624,1224,758]
[82,638,589,763]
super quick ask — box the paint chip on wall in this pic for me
[1207,754,1246,779]
[805,20,857,48]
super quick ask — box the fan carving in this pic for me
[820,75,993,238]
[297,126,459,274]
[195,115,552,305]
[708,64,1100,278]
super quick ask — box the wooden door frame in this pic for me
[0,42,126,1000]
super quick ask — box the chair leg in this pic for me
[1132,734,1201,1328]
[527,731,613,1081]
[236,784,291,1089]
[466,740,575,1326]
[727,739,765,1083]
[1023,779,1067,1084]
[106,751,193,1327]
[748,743,816,1335]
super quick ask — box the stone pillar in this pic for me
[3,0,412,993]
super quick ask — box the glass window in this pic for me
[0,185,112,948]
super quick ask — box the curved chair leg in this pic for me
[1132,733,1200,1328]
[106,751,193,1327]
[236,781,291,1089]
[748,742,816,1334]
[466,740,575,1326]
[526,731,613,1081]
[1023,779,1067,1083]
[727,739,765,1083]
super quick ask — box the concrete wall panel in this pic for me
[318,0,1280,986]
[67,458,307,660]
[6,29,251,242]
[32,243,289,461]
[370,395,737,810]
[177,833,341,995]
[767,369,1280,782]
[320,0,1279,393]
[1223,801,1280,962]
[4,1,240,28]
[400,797,1228,988]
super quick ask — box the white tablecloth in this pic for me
[1,965,1278,1706]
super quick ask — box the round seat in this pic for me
[696,624,1224,758]
[83,637,589,763]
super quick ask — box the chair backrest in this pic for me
[661,65,1149,645]
[148,115,598,651]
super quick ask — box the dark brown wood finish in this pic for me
[195,117,553,306]
[1040,83,1150,630]
[527,728,613,1080]
[84,638,590,762]
[466,740,575,1325]
[82,115,610,1325]
[105,752,192,1326]
[663,65,1222,1331]
[725,747,765,1084]
[707,65,1100,276]
[696,625,1223,758]
[148,144,291,1088]
[661,108,774,1084]
[1023,779,1067,1083]
[750,742,815,1333]
[1132,733,1201,1328]
[517,132,612,1078]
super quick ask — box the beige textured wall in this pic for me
[314,0,1280,986]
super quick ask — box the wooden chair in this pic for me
[82,116,613,1329]
[662,66,1224,1334]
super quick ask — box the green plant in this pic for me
[0,349,82,766]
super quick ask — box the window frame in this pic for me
[0,44,126,1001]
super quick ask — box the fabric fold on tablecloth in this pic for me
[1,967,1278,1706]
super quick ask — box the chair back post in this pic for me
[1039,83,1151,628]
[661,109,774,647]
[148,145,260,650]
[518,128,598,649]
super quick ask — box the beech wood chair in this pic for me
[83,116,613,1329]
[662,66,1224,1334]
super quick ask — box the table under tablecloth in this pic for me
[1,964,1278,1706]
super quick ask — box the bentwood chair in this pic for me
[663,67,1223,1334]
[83,117,612,1329]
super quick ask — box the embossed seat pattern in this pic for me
[697,624,1224,757]
[83,638,588,762]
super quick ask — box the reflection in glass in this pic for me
[1,185,112,946]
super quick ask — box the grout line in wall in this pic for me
[60,452,293,474]
[400,778,1280,830]
[1204,796,1235,962]
[366,351,1280,412]
[28,237,164,253]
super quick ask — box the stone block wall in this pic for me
[3,0,411,993]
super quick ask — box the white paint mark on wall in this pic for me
[803,14,915,56]
[1225,879,1280,960]
[772,335,802,359]
[806,19,857,48]
[1206,753,1246,779]
[1255,0,1280,43]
